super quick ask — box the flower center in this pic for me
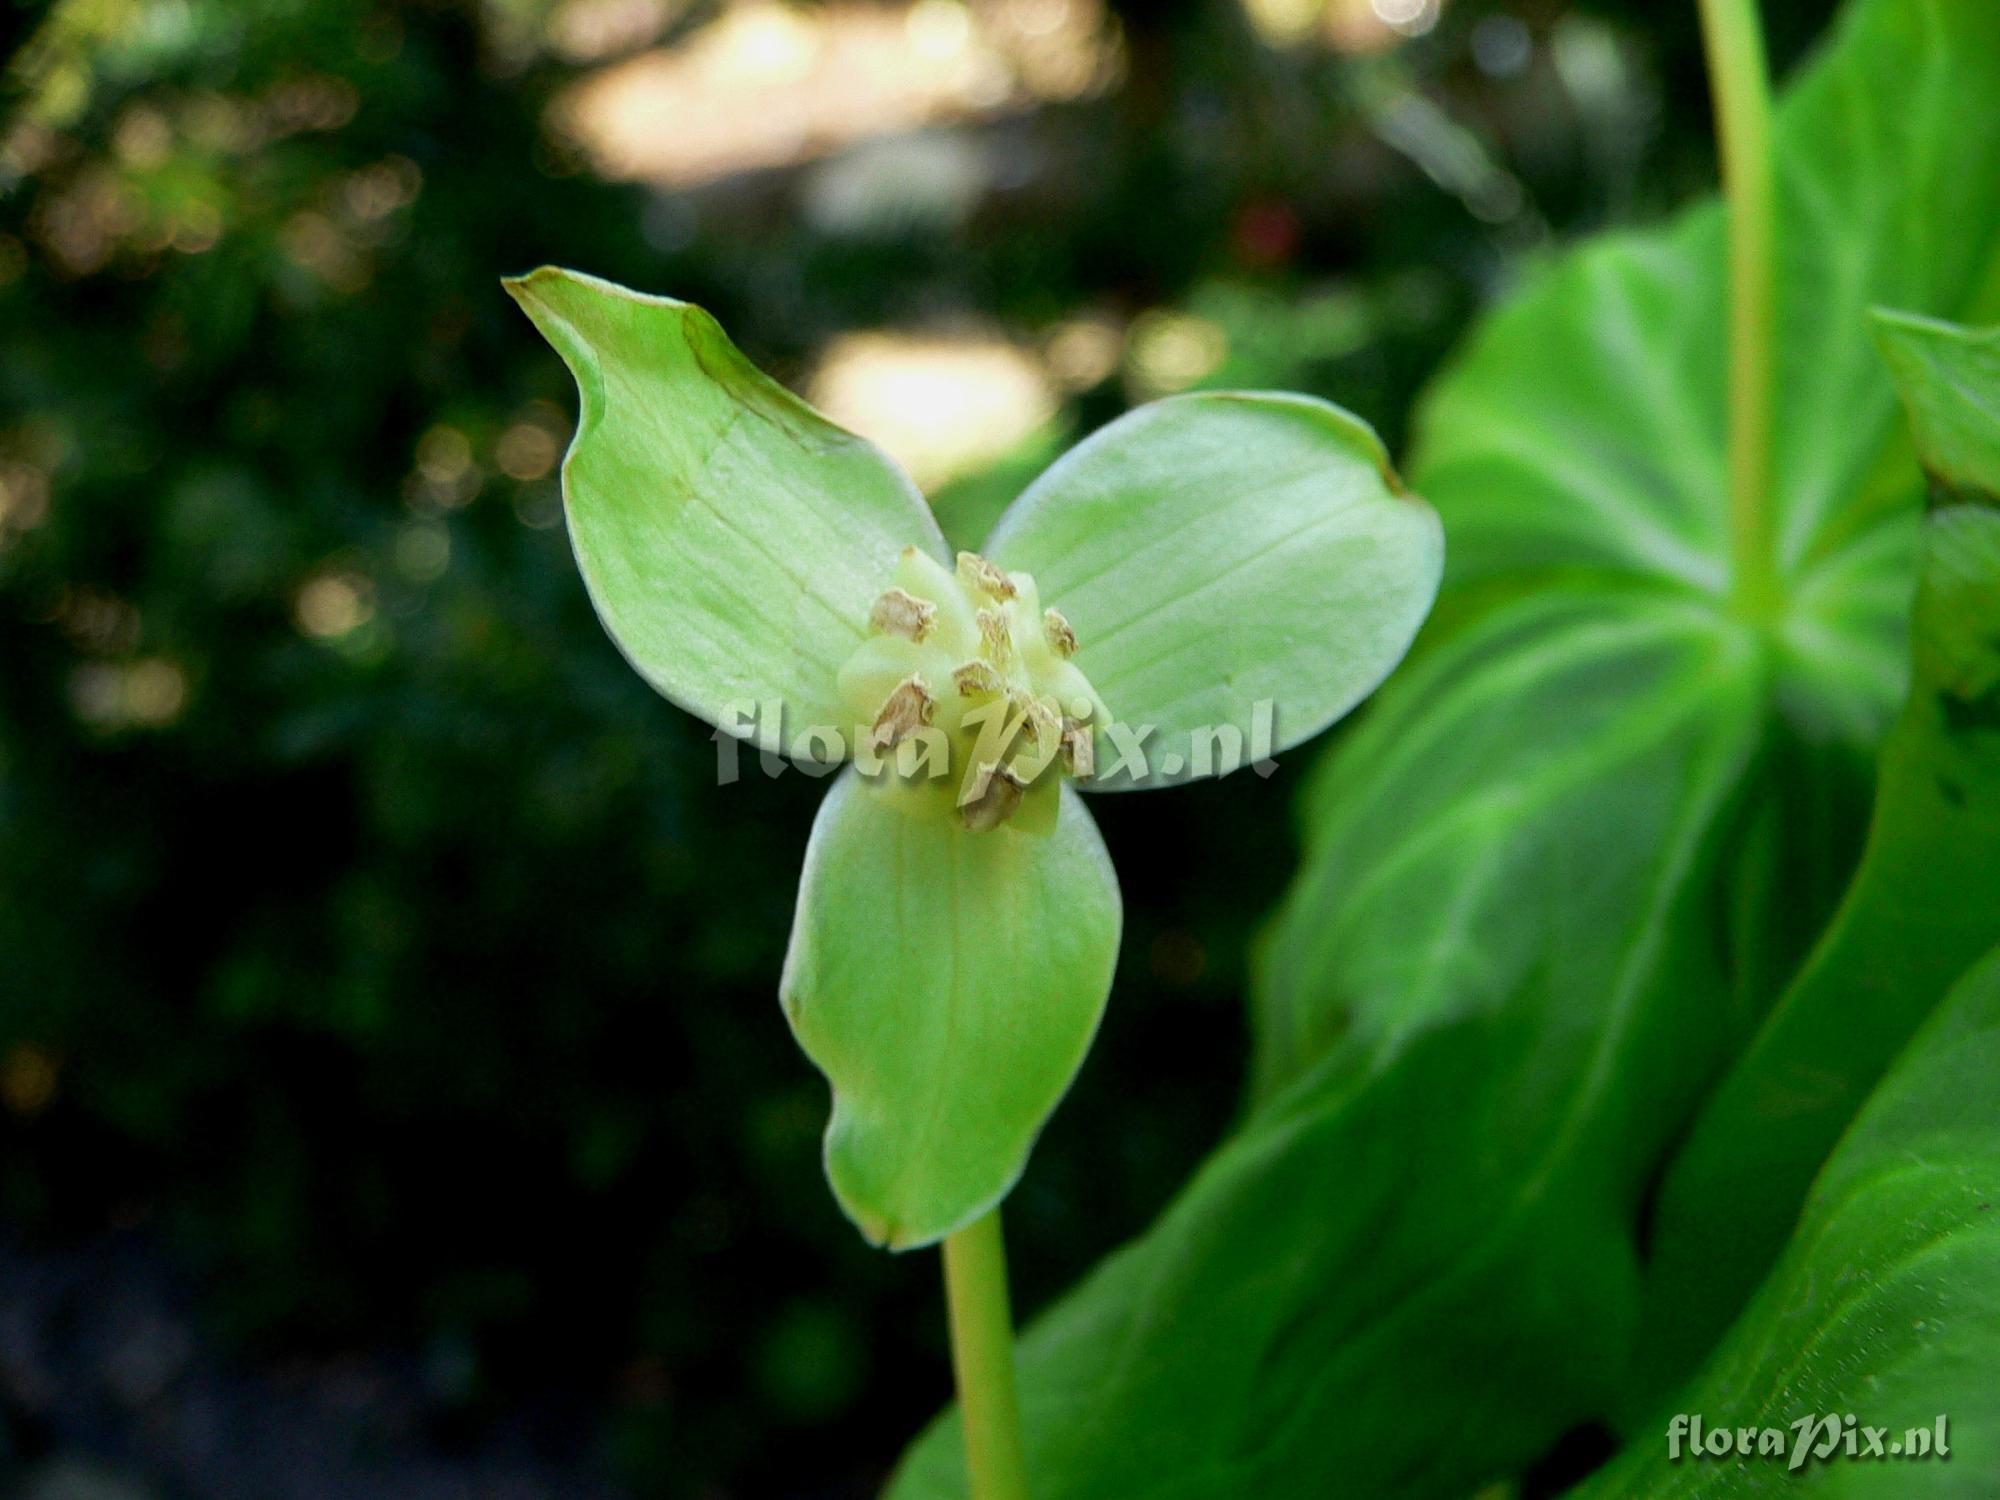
[838,548,1106,833]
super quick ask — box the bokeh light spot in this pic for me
[808,330,1056,492]
[295,571,375,639]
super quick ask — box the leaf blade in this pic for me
[1633,323,2000,1410]
[1576,946,2000,1499]
[893,2,2000,1493]
[890,598,1767,1498]
[1873,309,2000,498]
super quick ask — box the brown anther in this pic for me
[959,760,1026,832]
[953,660,1003,698]
[1043,607,1078,658]
[977,608,1014,670]
[956,551,1017,601]
[1011,689,1060,746]
[869,674,935,750]
[869,587,935,642]
[1061,718,1096,779]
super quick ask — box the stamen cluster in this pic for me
[838,548,1106,833]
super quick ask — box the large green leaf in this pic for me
[893,595,1765,1498]
[982,393,1441,791]
[1633,318,2000,1411]
[506,268,946,753]
[1575,944,2000,1499]
[1873,309,2000,498]
[893,1,2000,1494]
[780,771,1121,1250]
[1412,0,2000,743]
[1258,0,2000,1097]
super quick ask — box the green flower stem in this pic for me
[1698,0,1780,621]
[941,1209,1031,1500]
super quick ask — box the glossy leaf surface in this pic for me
[1634,316,2000,1407]
[1578,945,2000,1498]
[1873,309,2000,498]
[894,1,2000,1493]
[893,595,1764,1497]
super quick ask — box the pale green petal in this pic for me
[982,392,1442,790]
[506,267,947,756]
[779,770,1121,1249]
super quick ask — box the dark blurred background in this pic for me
[0,0,1836,1495]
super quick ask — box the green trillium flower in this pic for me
[506,267,1443,1250]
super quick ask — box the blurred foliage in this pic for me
[0,0,1834,1494]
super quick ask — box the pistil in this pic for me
[841,547,1108,831]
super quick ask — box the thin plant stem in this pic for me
[1698,0,1780,621]
[941,1209,1031,1500]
